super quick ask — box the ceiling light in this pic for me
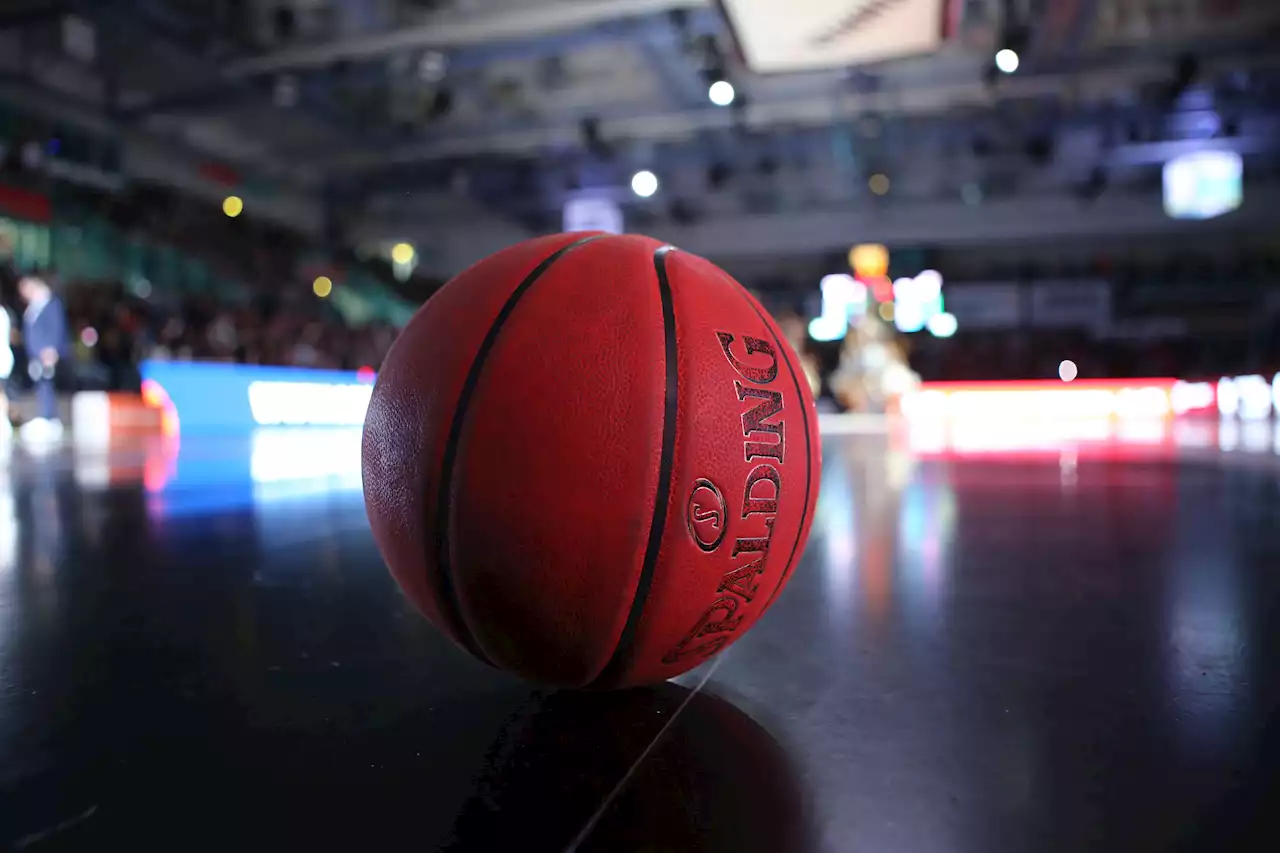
[708,80,735,106]
[631,170,659,198]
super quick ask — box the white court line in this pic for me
[562,654,726,853]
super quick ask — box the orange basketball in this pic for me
[362,233,821,688]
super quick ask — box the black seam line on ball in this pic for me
[435,234,603,667]
[739,293,813,612]
[588,245,679,688]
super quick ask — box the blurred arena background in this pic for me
[0,0,1277,456]
[4,3,1280,850]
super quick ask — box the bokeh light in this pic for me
[995,49,1020,74]
[708,80,736,106]
[809,274,868,341]
[927,312,958,338]
[391,242,415,265]
[849,243,889,278]
[912,270,943,303]
[222,196,244,218]
[312,276,333,298]
[631,170,659,198]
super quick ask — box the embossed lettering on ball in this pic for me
[362,233,822,688]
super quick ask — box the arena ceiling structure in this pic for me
[3,0,1280,270]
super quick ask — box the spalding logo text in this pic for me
[664,331,784,664]
[687,478,729,553]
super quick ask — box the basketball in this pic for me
[362,232,821,688]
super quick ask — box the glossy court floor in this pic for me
[1,424,1279,852]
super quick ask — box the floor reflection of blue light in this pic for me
[147,484,260,520]
[816,446,858,628]
[148,428,364,519]
[1165,489,1247,756]
[896,473,956,637]
[0,461,14,576]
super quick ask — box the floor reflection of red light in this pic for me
[906,417,1280,463]
[143,435,181,493]
[140,379,181,437]
[909,417,1178,461]
[861,533,893,621]
[919,379,1180,392]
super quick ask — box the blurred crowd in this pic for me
[2,274,400,393]
[68,278,397,374]
[7,261,1277,413]
[1,177,409,397]
[4,203,1279,416]
[2,265,400,408]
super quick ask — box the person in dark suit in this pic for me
[0,235,16,437]
[18,273,69,441]
[0,233,17,305]
[0,297,11,438]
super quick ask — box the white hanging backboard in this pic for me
[721,0,951,74]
